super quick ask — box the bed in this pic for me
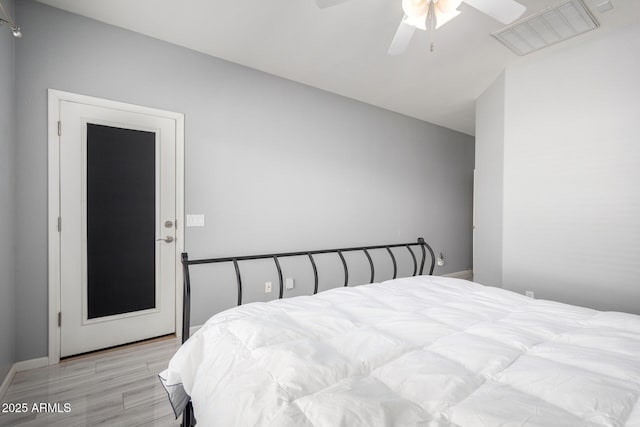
[160,238,640,427]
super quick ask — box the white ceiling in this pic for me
[35,0,640,135]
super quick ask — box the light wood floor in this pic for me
[0,337,182,427]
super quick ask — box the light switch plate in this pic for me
[186,214,205,227]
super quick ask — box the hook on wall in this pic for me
[0,0,21,38]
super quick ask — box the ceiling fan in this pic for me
[315,0,526,54]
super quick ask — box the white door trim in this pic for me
[47,89,185,365]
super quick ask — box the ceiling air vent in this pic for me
[492,0,599,56]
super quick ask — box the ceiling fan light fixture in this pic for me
[402,0,429,19]
[405,8,460,30]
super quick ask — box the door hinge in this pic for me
[57,121,61,136]
[58,312,62,327]
[57,216,62,232]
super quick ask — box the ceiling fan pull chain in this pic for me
[426,0,437,52]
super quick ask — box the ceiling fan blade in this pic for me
[315,0,353,8]
[462,0,526,24]
[387,17,416,55]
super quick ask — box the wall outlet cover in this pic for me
[285,278,294,290]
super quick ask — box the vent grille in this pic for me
[493,0,599,56]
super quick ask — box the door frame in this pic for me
[47,89,185,364]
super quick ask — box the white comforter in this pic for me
[162,276,640,426]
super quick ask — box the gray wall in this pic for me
[0,0,16,381]
[15,0,474,360]
[473,72,504,287]
[476,23,640,314]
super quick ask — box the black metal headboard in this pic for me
[180,237,435,344]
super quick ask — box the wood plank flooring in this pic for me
[0,337,182,427]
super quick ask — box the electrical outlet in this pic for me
[265,281,272,293]
[285,278,294,290]
[525,290,535,298]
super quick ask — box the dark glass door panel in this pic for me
[86,124,156,319]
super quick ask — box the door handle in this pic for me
[157,236,174,243]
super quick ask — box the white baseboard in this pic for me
[0,364,16,401]
[0,356,54,400]
[14,357,49,373]
[442,270,474,281]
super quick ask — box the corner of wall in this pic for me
[0,0,17,384]
[472,71,506,288]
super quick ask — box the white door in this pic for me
[59,100,177,357]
